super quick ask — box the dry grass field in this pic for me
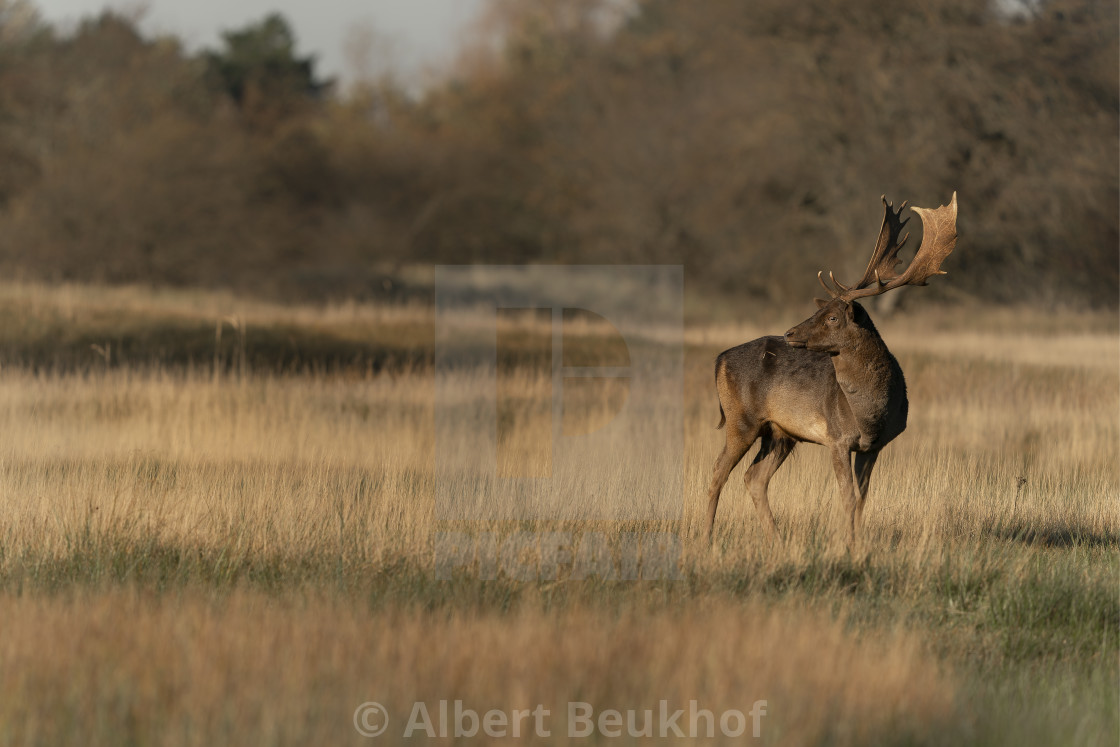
[0,282,1115,746]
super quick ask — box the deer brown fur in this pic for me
[706,193,957,547]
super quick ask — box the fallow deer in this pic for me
[706,192,958,547]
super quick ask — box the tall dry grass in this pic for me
[1,297,1113,555]
[0,591,957,746]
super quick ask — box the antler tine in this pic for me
[828,271,850,292]
[816,269,854,298]
[817,271,839,298]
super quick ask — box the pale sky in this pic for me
[33,0,487,85]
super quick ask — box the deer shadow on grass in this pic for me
[981,519,1120,549]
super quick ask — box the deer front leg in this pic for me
[829,444,861,549]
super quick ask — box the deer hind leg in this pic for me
[743,428,795,539]
[706,422,759,543]
[852,449,880,534]
[829,444,861,549]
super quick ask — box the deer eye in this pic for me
[828,315,838,323]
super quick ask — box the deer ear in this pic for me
[814,298,829,309]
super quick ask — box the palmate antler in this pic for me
[819,192,958,301]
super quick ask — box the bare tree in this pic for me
[706,193,958,547]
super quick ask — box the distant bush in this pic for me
[0,0,1114,307]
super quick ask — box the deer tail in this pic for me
[715,355,726,429]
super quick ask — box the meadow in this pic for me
[0,281,1115,746]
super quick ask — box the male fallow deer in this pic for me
[706,192,958,547]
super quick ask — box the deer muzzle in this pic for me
[784,327,807,347]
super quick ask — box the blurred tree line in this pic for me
[0,0,1114,306]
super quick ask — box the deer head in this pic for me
[784,297,873,353]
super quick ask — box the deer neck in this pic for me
[831,328,897,441]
